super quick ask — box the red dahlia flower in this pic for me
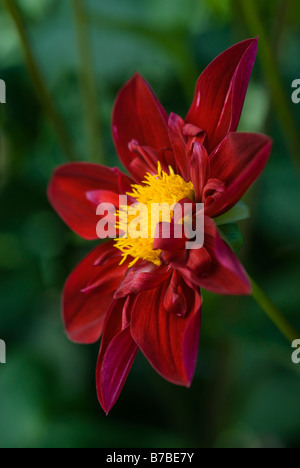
[48,38,272,413]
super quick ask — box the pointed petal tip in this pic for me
[186,380,192,389]
[124,72,147,89]
[97,393,111,415]
[240,278,252,296]
[99,388,119,415]
[133,71,146,81]
[241,36,258,48]
[96,300,139,414]
[98,393,113,415]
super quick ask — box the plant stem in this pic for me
[250,277,299,342]
[271,0,293,57]
[239,0,300,175]
[71,0,105,164]
[3,0,77,162]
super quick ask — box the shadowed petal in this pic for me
[131,273,201,386]
[188,218,251,295]
[186,38,258,152]
[63,242,127,344]
[96,298,138,414]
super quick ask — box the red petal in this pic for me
[163,270,189,317]
[96,298,138,414]
[115,263,171,299]
[206,132,272,217]
[186,38,258,152]
[131,273,201,386]
[112,74,172,180]
[168,113,189,179]
[86,190,120,207]
[189,142,210,202]
[198,242,251,295]
[128,140,160,176]
[153,221,186,251]
[48,163,129,240]
[188,219,251,295]
[63,242,127,344]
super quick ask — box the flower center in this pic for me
[114,163,195,267]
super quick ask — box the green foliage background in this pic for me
[0,0,300,448]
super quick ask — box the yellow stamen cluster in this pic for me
[114,163,195,267]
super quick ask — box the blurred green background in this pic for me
[1,0,300,448]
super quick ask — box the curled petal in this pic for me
[203,178,226,207]
[115,263,171,299]
[164,270,189,317]
[128,140,159,176]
